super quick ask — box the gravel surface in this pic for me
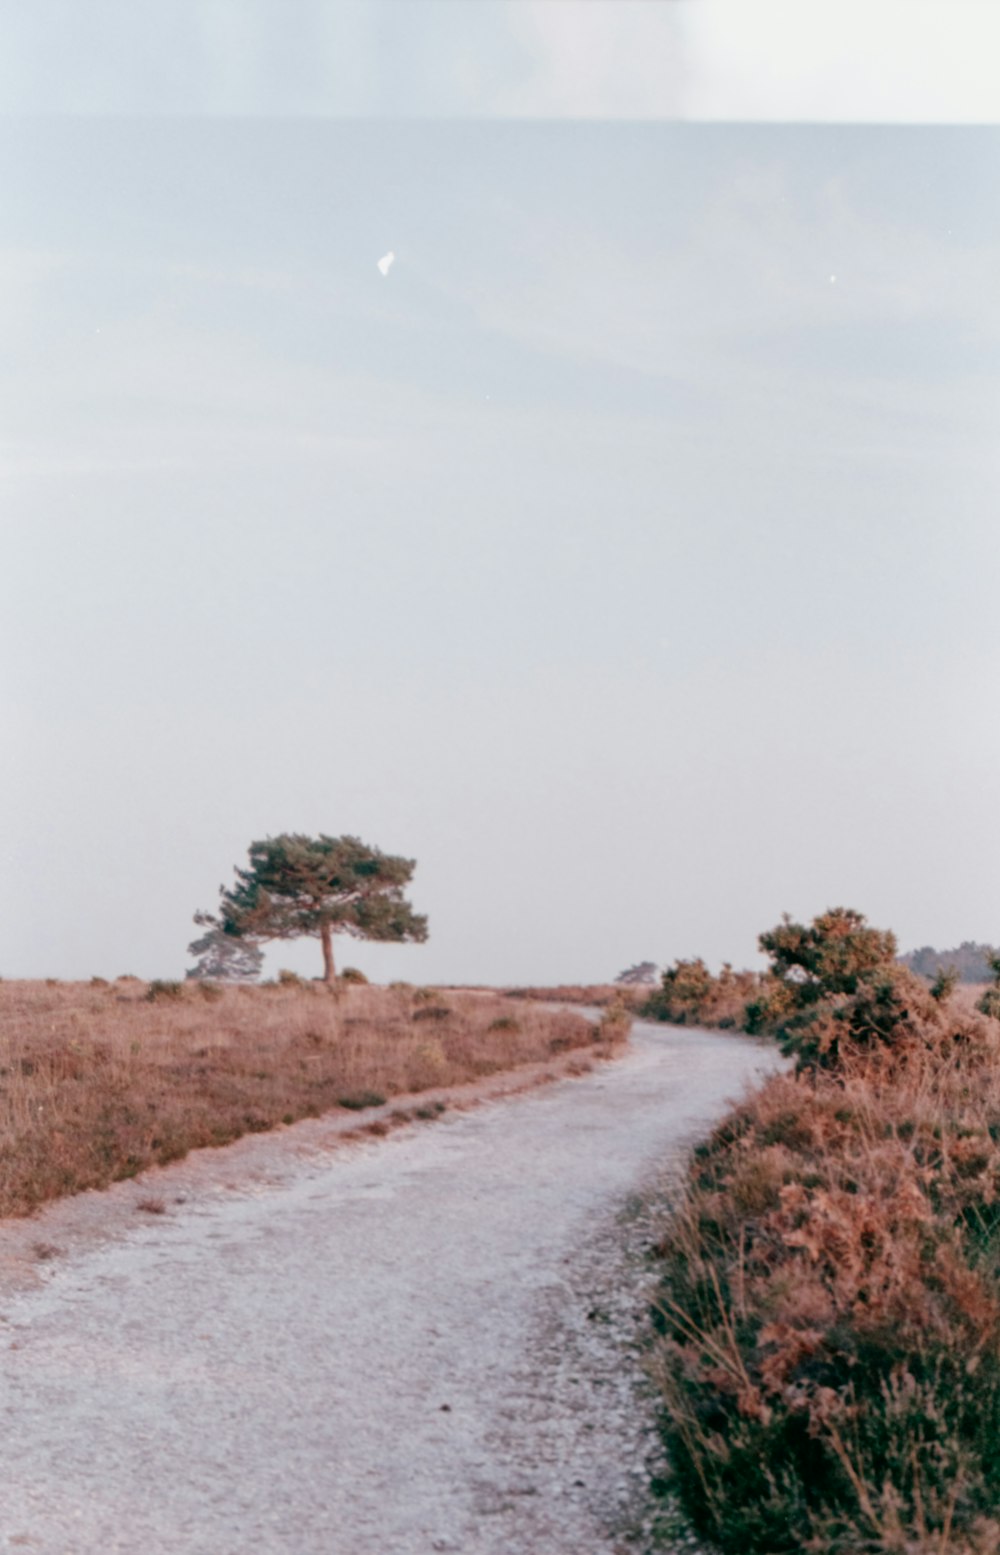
[0,1020,779,1554]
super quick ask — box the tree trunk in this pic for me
[320,922,336,983]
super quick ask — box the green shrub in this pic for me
[337,1090,386,1111]
[977,955,1000,1022]
[931,964,960,1002]
[979,988,1000,1021]
[340,967,368,984]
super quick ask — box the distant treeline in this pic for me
[898,940,996,983]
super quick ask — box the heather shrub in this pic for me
[652,962,1000,1552]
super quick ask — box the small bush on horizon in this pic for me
[340,967,368,984]
[145,980,184,1003]
[615,960,659,986]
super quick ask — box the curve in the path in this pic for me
[0,1021,779,1555]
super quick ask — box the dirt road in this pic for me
[0,1020,778,1554]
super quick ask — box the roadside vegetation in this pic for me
[641,958,760,1029]
[0,978,615,1219]
[651,908,1000,1553]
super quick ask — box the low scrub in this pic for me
[651,910,1000,1553]
[0,980,603,1217]
[642,959,760,1028]
[505,982,648,1009]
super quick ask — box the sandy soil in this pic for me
[0,1020,779,1554]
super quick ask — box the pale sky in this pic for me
[1,5,998,983]
[0,1,998,121]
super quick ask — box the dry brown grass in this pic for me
[0,979,607,1218]
[504,982,649,1009]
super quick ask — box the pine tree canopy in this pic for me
[198,833,428,982]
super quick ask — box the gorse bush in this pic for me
[652,910,1000,1553]
[646,907,923,1070]
[643,959,758,1027]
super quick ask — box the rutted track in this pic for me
[0,1021,778,1554]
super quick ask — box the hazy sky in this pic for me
[2,5,998,983]
[1,0,998,120]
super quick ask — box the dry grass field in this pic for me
[504,983,649,1009]
[0,977,611,1219]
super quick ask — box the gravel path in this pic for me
[0,1021,778,1555]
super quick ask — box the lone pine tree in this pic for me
[197,833,428,982]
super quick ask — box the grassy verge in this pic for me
[0,978,617,1218]
[650,926,1000,1553]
